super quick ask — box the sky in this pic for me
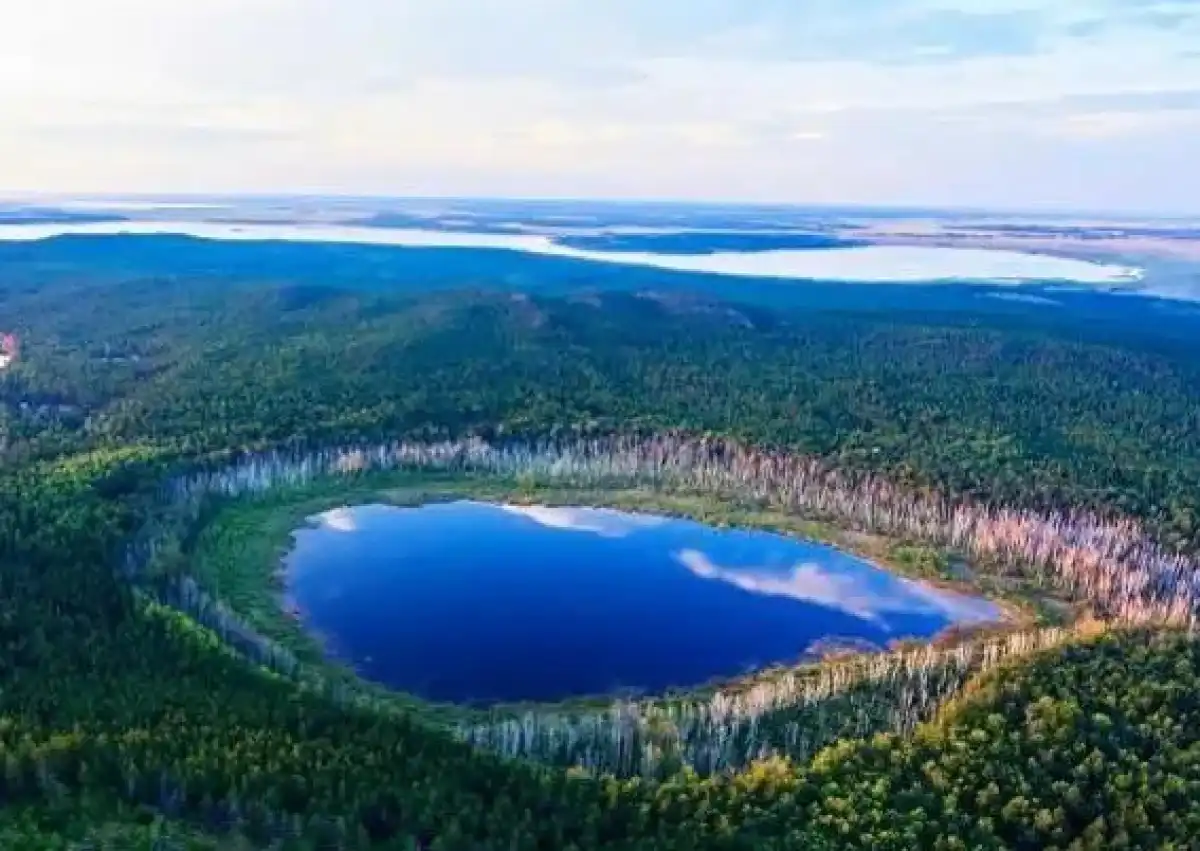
[2,0,1199,213]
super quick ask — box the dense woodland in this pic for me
[2,237,1200,847]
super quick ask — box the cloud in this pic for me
[1059,0,1200,37]
[499,505,666,538]
[907,87,1200,141]
[629,4,1052,66]
[1050,112,1161,140]
[675,549,999,628]
[1055,88,1200,112]
[24,123,297,149]
[1140,10,1194,28]
[877,9,1048,64]
[316,507,359,533]
[1062,18,1109,38]
[2,0,1199,212]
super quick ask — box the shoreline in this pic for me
[0,220,1135,286]
[192,471,1065,717]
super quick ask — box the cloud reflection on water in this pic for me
[308,503,1000,631]
[674,548,998,628]
[499,504,667,538]
[316,506,360,532]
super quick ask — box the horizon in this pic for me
[3,2,1199,215]
[5,191,1199,222]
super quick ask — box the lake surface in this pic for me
[282,501,1000,704]
[0,219,1140,284]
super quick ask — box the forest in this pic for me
[2,237,1200,848]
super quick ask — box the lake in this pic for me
[282,501,1000,704]
[0,219,1140,284]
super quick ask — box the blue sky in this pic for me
[3,0,1199,213]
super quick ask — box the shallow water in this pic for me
[283,501,1000,704]
[0,219,1140,284]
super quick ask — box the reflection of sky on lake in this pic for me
[289,501,1000,703]
[0,220,1138,285]
[674,549,996,627]
[498,504,668,537]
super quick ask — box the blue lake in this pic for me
[283,501,1001,704]
[0,220,1139,284]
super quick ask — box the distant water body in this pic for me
[0,220,1140,285]
[283,501,1000,704]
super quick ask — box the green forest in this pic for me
[2,239,1200,848]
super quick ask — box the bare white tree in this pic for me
[118,434,1200,778]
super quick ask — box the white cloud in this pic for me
[316,507,359,533]
[1043,108,1200,139]
[675,549,1000,627]
[499,505,666,538]
[1,1,1198,211]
